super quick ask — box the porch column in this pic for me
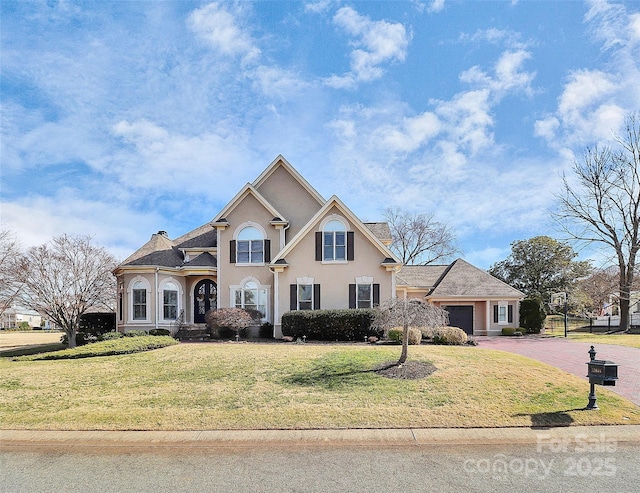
[485,300,492,334]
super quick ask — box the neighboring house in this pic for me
[396,259,525,336]
[113,155,524,338]
[113,156,402,338]
[0,306,42,329]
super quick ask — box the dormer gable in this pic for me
[212,183,286,225]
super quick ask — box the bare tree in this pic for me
[383,207,458,265]
[17,235,118,347]
[555,113,640,332]
[373,298,448,365]
[0,228,24,321]
[574,267,620,316]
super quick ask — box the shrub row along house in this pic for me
[113,156,523,338]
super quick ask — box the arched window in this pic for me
[237,226,264,264]
[163,282,179,320]
[232,279,268,320]
[131,281,147,320]
[323,219,346,261]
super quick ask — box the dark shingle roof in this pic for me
[125,247,185,268]
[184,252,217,267]
[176,229,217,248]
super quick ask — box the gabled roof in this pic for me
[211,183,287,224]
[271,195,401,265]
[398,259,525,298]
[252,155,325,206]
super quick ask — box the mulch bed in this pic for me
[375,361,438,380]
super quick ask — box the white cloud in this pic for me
[249,66,311,99]
[325,6,410,88]
[1,192,164,260]
[304,0,335,14]
[188,2,260,63]
[428,0,445,14]
[460,49,535,98]
[630,13,640,42]
[536,1,640,152]
[110,119,253,195]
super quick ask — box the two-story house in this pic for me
[113,156,401,338]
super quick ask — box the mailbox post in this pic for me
[585,345,619,410]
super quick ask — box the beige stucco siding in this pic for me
[217,193,280,312]
[275,208,394,324]
[254,165,323,240]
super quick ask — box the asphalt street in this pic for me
[2,439,639,493]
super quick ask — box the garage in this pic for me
[445,305,474,335]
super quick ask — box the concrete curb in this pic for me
[2,425,639,449]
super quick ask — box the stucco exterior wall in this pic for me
[254,165,323,240]
[273,207,394,332]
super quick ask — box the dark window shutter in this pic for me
[264,239,271,263]
[314,284,321,310]
[315,232,322,261]
[290,284,297,311]
[373,284,380,306]
[508,305,513,324]
[493,304,498,323]
[347,231,354,261]
[230,240,236,264]
[349,284,356,309]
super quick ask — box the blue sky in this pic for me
[1,0,639,269]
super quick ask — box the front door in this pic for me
[194,280,217,324]
[445,305,474,335]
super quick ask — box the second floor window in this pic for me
[237,226,264,264]
[323,220,346,261]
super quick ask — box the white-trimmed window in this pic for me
[357,284,372,309]
[162,282,179,320]
[290,277,319,311]
[349,276,379,309]
[323,220,346,261]
[231,224,270,265]
[494,301,513,326]
[237,226,264,264]
[232,279,268,320]
[128,277,150,322]
[298,284,313,310]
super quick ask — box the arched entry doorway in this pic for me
[194,280,217,324]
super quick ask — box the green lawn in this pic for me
[1,343,638,430]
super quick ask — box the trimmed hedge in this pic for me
[149,329,171,336]
[432,327,468,345]
[281,309,381,341]
[388,327,422,345]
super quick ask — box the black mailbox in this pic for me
[587,359,618,386]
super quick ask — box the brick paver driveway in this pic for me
[476,336,640,406]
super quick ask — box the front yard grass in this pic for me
[546,331,640,349]
[1,343,638,430]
